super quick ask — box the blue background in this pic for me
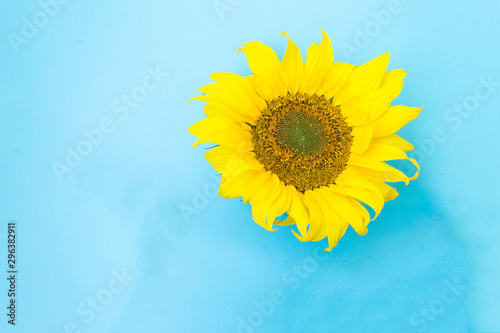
[1,0,499,332]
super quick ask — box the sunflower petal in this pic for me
[371,105,422,137]
[350,143,414,162]
[307,192,330,242]
[338,96,370,126]
[238,41,281,77]
[300,190,327,242]
[349,144,420,183]
[334,53,390,106]
[333,169,385,218]
[321,189,368,236]
[338,79,403,128]
[251,179,290,231]
[380,68,406,88]
[274,216,296,226]
[244,171,280,205]
[218,169,261,199]
[309,188,349,249]
[325,222,348,251]
[300,30,334,95]
[189,117,251,148]
[371,134,414,151]
[248,74,283,102]
[196,82,263,121]
[238,41,286,98]
[209,72,267,111]
[349,161,418,185]
[348,52,390,95]
[327,182,383,219]
[371,181,399,202]
[190,95,255,124]
[350,124,373,153]
[280,32,304,94]
[267,182,292,229]
[285,185,309,237]
[205,145,261,175]
[322,62,357,99]
[365,81,404,120]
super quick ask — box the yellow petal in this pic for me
[280,32,304,94]
[218,168,261,199]
[348,52,390,95]
[285,185,310,237]
[209,72,267,111]
[334,169,384,218]
[196,82,262,121]
[351,143,405,162]
[327,182,383,219]
[334,53,390,106]
[238,41,281,77]
[247,74,284,102]
[267,182,292,229]
[189,117,251,148]
[204,145,260,175]
[251,194,279,231]
[371,105,422,137]
[308,198,329,242]
[324,223,348,251]
[365,81,404,120]
[338,79,403,127]
[245,172,280,205]
[321,189,368,236]
[338,95,370,126]
[350,143,414,163]
[309,188,349,249]
[274,216,296,226]
[350,146,420,184]
[371,134,414,151]
[238,41,286,99]
[322,62,357,99]
[349,199,372,229]
[370,181,399,202]
[300,30,334,95]
[349,161,418,185]
[308,191,352,252]
[190,95,255,124]
[350,124,373,153]
[251,179,290,231]
[300,189,328,242]
[380,68,406,88]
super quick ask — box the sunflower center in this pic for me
[276,111,329,157]
[251,93,353,192]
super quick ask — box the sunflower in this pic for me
[189,31,421,251]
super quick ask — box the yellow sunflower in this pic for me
[189,31,421,251]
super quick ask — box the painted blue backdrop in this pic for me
[1,0,499,332]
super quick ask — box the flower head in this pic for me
[189,31,421,250]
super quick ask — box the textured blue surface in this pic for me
[1,0,499,332]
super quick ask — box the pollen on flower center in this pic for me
[251,93,353,192]
[276,111,329,157]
